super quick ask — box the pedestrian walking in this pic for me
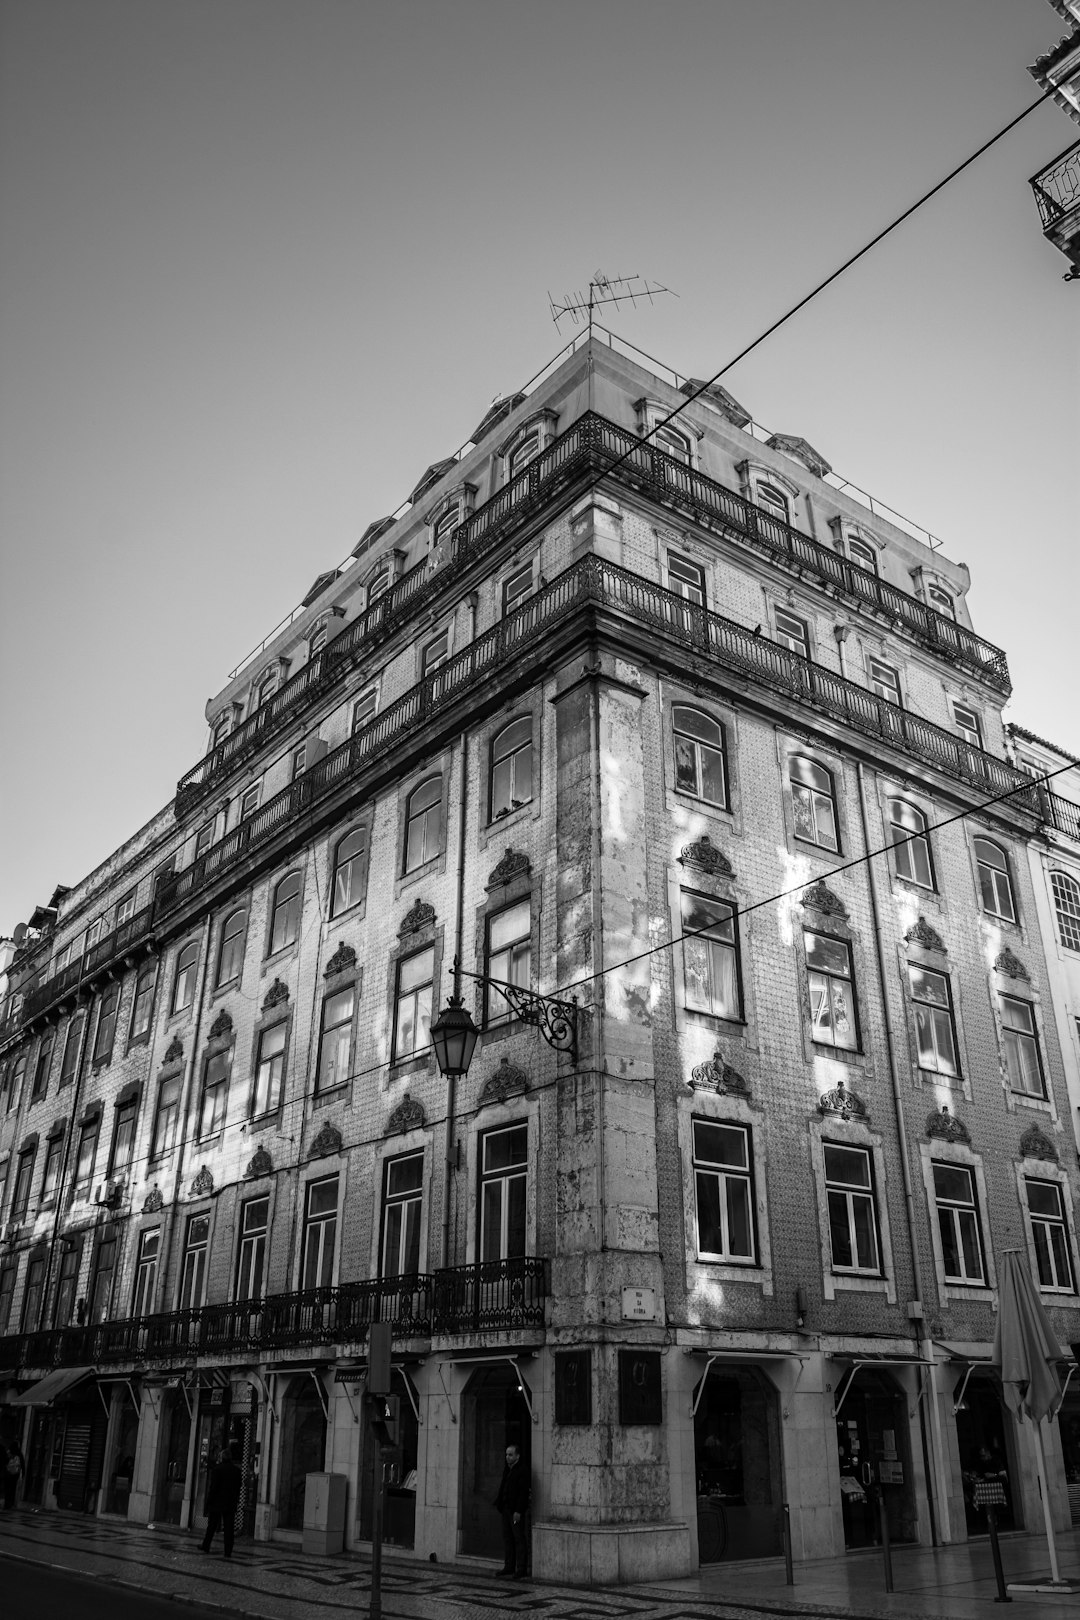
[493,1443,530,1580]
[2,1438,24,1510]
[199,1444,242,1558]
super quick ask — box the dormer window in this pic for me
[848,537,878,575]
[308,622,327,658]
[212,714,231,748]
[254,669,278,710]
[927,584,956,621]
[654,424,693,466]
[432,505,461,546]
[757,482,791,525]
[635,398,699,469]
[507,431,541,480]
[366,560,392,606]
[499,411,558,485]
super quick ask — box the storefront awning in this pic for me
[11,1365,95,1406]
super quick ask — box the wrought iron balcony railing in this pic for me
[1044,791,1080,843]
[1031,140,1080,230]
[0,1260,547,1371]
[157,554,1036,920]
[174,412,1010,816]
[21,904,157,1027]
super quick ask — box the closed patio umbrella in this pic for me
[992,1249,1066,1584]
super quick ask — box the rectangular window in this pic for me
[774,608,810,659]
[317,988,354,1092]
[806,933,859,1050]
[479,1124,528,1262]
[824,1143,881,1273]
[85,919,102,952]
[682,893,741,1020]
[0,1158,7,1218]
[132,1228,159,1318]
[932,1162,985,1284]
[954,703,982,749]
[668,553,706,606]
[1002,996,1045,1097]
[381,1153,423,1277]
[114,890,137,929]
[301,1175,338,1289]
[0,1265,15,1335]
[30,1029,54,1101]
[486,901,531,1026]
[92,983,121,1065]
[129,962,157,1042]
[179,1213,209,1310]
[868,657,902,706]
[393,948,433,1061]
[1027,1179,1075,1292]
[110,1098,138,1177]
[199,1050,231,1137]
[239,784,260,821]
[11,1148,35,1220]
[41,1133,64,1202]
[253,1022,287,1116]
[151,1075,181,1159]
[21,1255,46,1332]
[54,942,72,974]
[236,1196,269,1301]
[292,745,307,779]
[352,689,377,732]
[195,821,215,859]
[909,966,959,1076]
[422,630,449,677]
[53,1241,81,1326]
[88,1229,117,1322]
[73,1118,99,1193]
[693,1119,755,1262]
[502,564,533,615]
[8,1051,27,1113]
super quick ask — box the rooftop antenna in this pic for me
[549,271,677,341]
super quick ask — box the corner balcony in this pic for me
[1030,140,1080,276]
[174,412,1010,818]
[0,1258,549,1374]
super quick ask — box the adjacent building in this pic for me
[1029,0,1080,276]
[2,332,1080,1581]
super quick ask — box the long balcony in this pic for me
[175,412,1010,817]
[158,554,1036,921]
[1030,140,1080,273]
[0,1258,548,1373]
[21,904,157,1027]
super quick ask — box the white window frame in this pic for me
[920,1140,997,1304]
[1016,1160,1080,1303]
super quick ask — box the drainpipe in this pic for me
[157,911,214,1313]
[855,760,952,1543]
[39,965,96,1327]
[442,599,475,1270]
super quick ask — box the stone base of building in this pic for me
[533,1520,691,1585]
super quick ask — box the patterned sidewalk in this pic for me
[0,1507,1049,1620]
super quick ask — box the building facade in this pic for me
[1029,0,1080,276]
[2,334,1080,1581]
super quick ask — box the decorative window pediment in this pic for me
[263,978,289,1010]
[387,1095,425,1134]
[818,1079,867,1122]
[399,900,436,936]
[994,947,1030,980]
[143,1186,164,1213]
[245,1146,273,1179]
[1019,1124,1058,1163]
[478,1058,529,1107]
[472,393,527,444]
[486,849,531,890]
[679,378,751,429]
[162,1035,184,1066]
[208,1009,233,1039]
[678,836,732,878]
[765,433,832,479]
[190,1165,214,1197]
[324,942,358,978]
[409,458,457,506]
[801,881,848,918]
[309,1121,342,1159]
[925,1106,971,1144]
[906,916,946,953]
[689,1048,751,1098]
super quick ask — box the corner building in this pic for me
[3,335,1080,1581]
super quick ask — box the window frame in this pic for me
[974,837,1016,922]
[691,1118,757,1265]
[485,899,532,1028]
[672,705,728,808]
[330,826,369,918]
[151,1074,182,1160]
[681,891,743,1022]
[198,1048,232,1139]
[128,959,157,1044]
[268,871,302,956]
[72,1115,99,1195]
[888,798,935,889]
[805,931,860,1052]
[789,755,840,852]
[30,1028,55,1102]
[172,941,199,1015]
[931,1160,986,1285]
[300,1174,339,1290]
[91,982,121,1066]
[908,964,960,1077]
[774,607,810,660]
[1025,1176,1075,1293]
[216,906,248,988]
[40,1131,64,1202]
[1000,994,1046,1098]
[11,1145,36,1220]
[847,536,878,575]
[109,1096,138,1178]
[489,717,533,821]
[236,1194,270,1301]
[823,1142,882,1275]
[352,688,378,733]
[252,1020,287,1117]
[478,1122,529,1263]
[867,656,902,707]
[178,1212,210,1310]
[380,1151,424,1279]
[501,562,534,615]
[316,985,355,1094]
[132,1227,160,1318]
[953,702,983,750]
[392,946,434,1063]
[403,775,443,874]
[58,1014,84,1089]
[1051,871,1080,953]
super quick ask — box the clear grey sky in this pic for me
[1,0,1075,935]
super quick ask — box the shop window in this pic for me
[269,872,302,954]
[932,1162,986,1284]
[1001,996,1045,1098]
[692,1119,756,1262]
[92,982,121,1065]
[151,1075,181,1159]
[682,893,741,1020]
[1052,872,1080,953]
[790,757,838,851]
[132,1228,159,1318]
[216,907,247,987]
[129,961,157,1042]
[909,966,959,1077]
[381,1152,423,1278]
[1026,1179,1075,1292]
[316,987,354,1092]
[301,1175,339,1289]
[331,827,368,917]
[253,1022,287,1116]
[179,1213,210,1309]
[824,1143,881,1273]
[172,942,199,1014]
[393,949,433,1062]
[404,777,443,873]
[486,900,531,1026]
[889,799,934,888]
[806,933,859,1051]
[974,838,1016,922]
[236,1195,269,1300]
[673,706,727,806]
[30,1029,54,1102]
[479,1124,528,1261]
[198,1050,232,1138]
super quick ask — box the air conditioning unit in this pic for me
[94,1178,124,1209]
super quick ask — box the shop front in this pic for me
[152,1386,192,1525]
[459,1360,532,1559]
[11,1365,103,1513]
[357,1368,420,1548]
[953,1366,1020,1536]
[100,1381,140,1516]
[189,1375,259,1541]
[833,1365,919,1551]
[1057,1382,1080,1524]
[276,1372,328,1531]
[693,1361,784,1563]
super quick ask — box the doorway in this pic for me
[954,1369,1019,1535]
[694,1364,784,1562]
[103,1388,140,1515]
[358,1372,419,1547]
[276,1375,327,1530]
[834,1368,918,1550]
[459,1363,531,1558]
[154,1392,191,1525]
[1057,1388,1080,1524]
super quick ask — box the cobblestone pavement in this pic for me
[0,1509,1060,1620]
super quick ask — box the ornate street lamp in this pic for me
[429,995,479,1080]
[430,961,578,1080]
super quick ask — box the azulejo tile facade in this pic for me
[1,331,1080,1581]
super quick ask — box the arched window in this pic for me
[432,506,460,546]
[927,585,956,621]
[172,942,198,1015]
[216,907,247,987]
[255,670,277,710]
[212,715,231,748]
[490,719,533,819]
[309,622,327,658]
[269,873,302,954]
[404,777,442,872]
[507,431,541,481]
[331,828,368,918]
[974,838,1016,922]
[756,482,791,526]
[790,757,838,851]
[673,706,727,806]
[1052,871,1080,952]
[367,563,391,605]
[655,425,692,465]
[848,538,878,575]
[888,800,934,889]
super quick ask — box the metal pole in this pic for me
[1031,1417,1062,1584]
[782,1502,794,1586]
[369,1453,385,1620]
[986,1504,1011,1603]
[878,1488,893,1593]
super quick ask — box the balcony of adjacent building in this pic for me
[0,1256,548,1375]
[15,903,157,1035]
[173,411,1011,820]
[1030,139,1080,277]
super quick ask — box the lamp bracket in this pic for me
[460,967,577,1060]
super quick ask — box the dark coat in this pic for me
[205,1456,242,1514]
[494,1459,530,1516]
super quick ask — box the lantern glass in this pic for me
[430,997,479,1079]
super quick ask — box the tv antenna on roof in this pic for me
[549,271,677,338]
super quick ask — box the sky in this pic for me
[0,0,1076,936]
